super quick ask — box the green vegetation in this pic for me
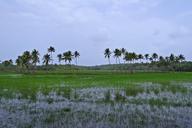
[1,71,192,99]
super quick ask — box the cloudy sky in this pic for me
[0,0,192,65]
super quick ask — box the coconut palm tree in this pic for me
[132,52,137,63]
[48,46,55,64]
[152,53,158,62]
[178,54,185,62]
[74,51,80,65]
[159,56,164,62]
[21,51,32,69]
[114,49,121,64]
[2,59,13,67]
[43,54,51,66]
[16,56,23,67]
[145,54,149,63]
[104,48,112,64]
[57,54,62,65]
[121,48,126,63]
[124,52,133,63]
[31,49,40,67]
[138,54,144,63]
[170,54,175,62]
[63,51,73,64]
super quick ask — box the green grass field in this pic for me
[1,71,192,99]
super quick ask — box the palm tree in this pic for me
[114,49,121,64]
[152,53,158,62]
[159,56,164,62]
[21,51,32,69]
[124,52,133,63]
[104,48,112,64]
[149,57,153,63]
[170,54,175,62]
[132,52,137,63]
[48,46,55,64]
[57,54,62,64]
[16,56,22,67]
[178,54,185,62]
[63,51,73,64]
[43,54,51,66]
[74,51,80,65]
[145,54,149,63]
[121,48,126,63]
[138,54,144,63]
[2,59,13,67]
[31,49,40,67]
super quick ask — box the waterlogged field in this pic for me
[1,72,192,128]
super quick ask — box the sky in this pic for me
[0,0,192,65]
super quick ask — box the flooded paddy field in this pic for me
[1,72,192,128]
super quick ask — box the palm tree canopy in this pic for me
[43,54,51,65]
[57,54,62,62]
[138,54,144,59]
[114,49,121,57]
[121,48,126,55]
[48,46,55,53]
[104,48,111,58]
[124,52,133,61]
[170,54,175,61]
[145,54,149,59]
[74,51,80,58]
[152,53,158,59]
[31,49,40,64]
[63,51,73,63]
[159,56,164,61]
[178,54,185,61]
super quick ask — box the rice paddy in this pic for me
[1,71,192,128]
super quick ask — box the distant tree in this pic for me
[2,59,13,67]
[144,54,149,63]
[114,49,122,64]
[149,57,153,63]
[152,53,158,62]
[16,56,23,68]
[132,52,137,63]
[104,48,112,64]
[169,54,175,62]
[159,56,164,62]
[178,54,185,62]
[138,54,144,63]
[43,54,51,66]
[31,49,40,67]
[48,46,55,64]
[63,51,73,64]
[74,51,80,65]
[21,51,32,69]
[165,57,170,63]
[121,48,126,63]
[57,54,62,64]
[124,52,133,63]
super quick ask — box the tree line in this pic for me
[1,46,80,69]
[104,48,186,65]
[0,47,187,68]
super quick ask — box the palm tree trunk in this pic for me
[108,58,111,65]
[75,58,78,65]
[116,58,118,64]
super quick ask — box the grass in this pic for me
[0,71,192,99]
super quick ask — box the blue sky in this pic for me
[0,0,192,65]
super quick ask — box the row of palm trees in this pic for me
[14,46,80,69]
[1,47,186,67]
[104,48,185,64]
